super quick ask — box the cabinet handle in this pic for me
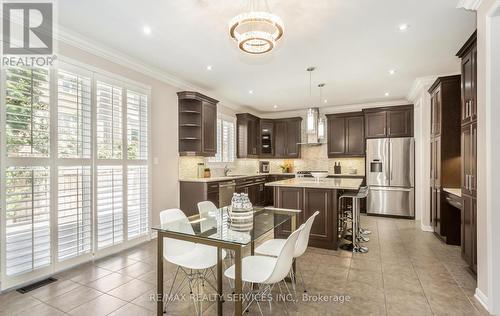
[384,127,386,135]
[470,99,474,117]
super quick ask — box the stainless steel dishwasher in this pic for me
[219,180,236,207]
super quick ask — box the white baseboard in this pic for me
[420,224,434,232]
[474,288,491,314]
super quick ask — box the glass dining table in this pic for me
[152,206,300,316]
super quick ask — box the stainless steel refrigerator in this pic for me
[366,137,415,217]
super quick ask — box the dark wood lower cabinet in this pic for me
[462,194,477,273]
[274,187,303,238]
[303,188,336,249]
[274,187,338,250]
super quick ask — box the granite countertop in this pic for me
[179,172,365,183]
[265,178,363,190]
[179,173,295,183]
[443,188,462,198]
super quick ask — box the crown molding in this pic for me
[259,99,409,119]
[407,76,438,102]
[54,26,254,113]
[457,0,484,11]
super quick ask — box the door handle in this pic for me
[389,142,393,181]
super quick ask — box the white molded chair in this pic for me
[255,211,320,292]
[197,201,218,232]
[160,208,226,315]
[224,225,303,314]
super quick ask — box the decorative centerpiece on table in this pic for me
[228,193,254,231]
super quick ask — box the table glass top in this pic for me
[152,207,298,246]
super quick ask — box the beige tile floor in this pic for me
[0,215,489,316]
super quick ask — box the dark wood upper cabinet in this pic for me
[364,112,387,138]
[326,112,364,157]
[178,91,218,156]
[346,116,364,154]
[363,105,413,138]
[236,113,260,158]
[236,114,301,159]
[260,119,274,157]
[457,31,477,125]
[284,118,302,158]
[274,120,287,157]
[201,101,217,154]
[326,116,345,156]
[387,109,413,137]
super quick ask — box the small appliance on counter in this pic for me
[197,163,205,178]
[259,161,270,173]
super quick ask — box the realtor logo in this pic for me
[1,1,56,66]
[3,2,53,54]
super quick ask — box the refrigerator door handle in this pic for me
[389,141,393,181]
[386,141,391,182]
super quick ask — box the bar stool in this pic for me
[339,186,369,253]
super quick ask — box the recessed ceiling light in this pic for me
[273,105,278,109]
[206,65,213,71]
[389,69,396,75]
[398,24,409,31]
[143,25,152,35]
[385,92,390,96]
[249,90,254,94]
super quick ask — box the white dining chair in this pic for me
[160,208,226,315]
[224,225,303,315]
[254,211,319,293]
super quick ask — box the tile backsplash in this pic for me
[178,144,365,179]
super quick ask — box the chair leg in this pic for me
[277,281,290,315]
[296,263,308,293]
[164,266,190,313]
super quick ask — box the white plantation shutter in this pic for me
[57,166,92,261]
[126,90,148,160]
[1,64,150,289]
[96,82,123,159]
[127,166,148,239]
[5,67,50,157]
[209,118,235,163]
[222,120,235,162]
[4,167,51,276]
[97,166,123,249]
[57,70,92,159]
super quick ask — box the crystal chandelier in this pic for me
[229,0,284,55]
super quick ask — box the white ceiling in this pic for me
[58,0,476,112]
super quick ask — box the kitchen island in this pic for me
[266,177,363,250]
